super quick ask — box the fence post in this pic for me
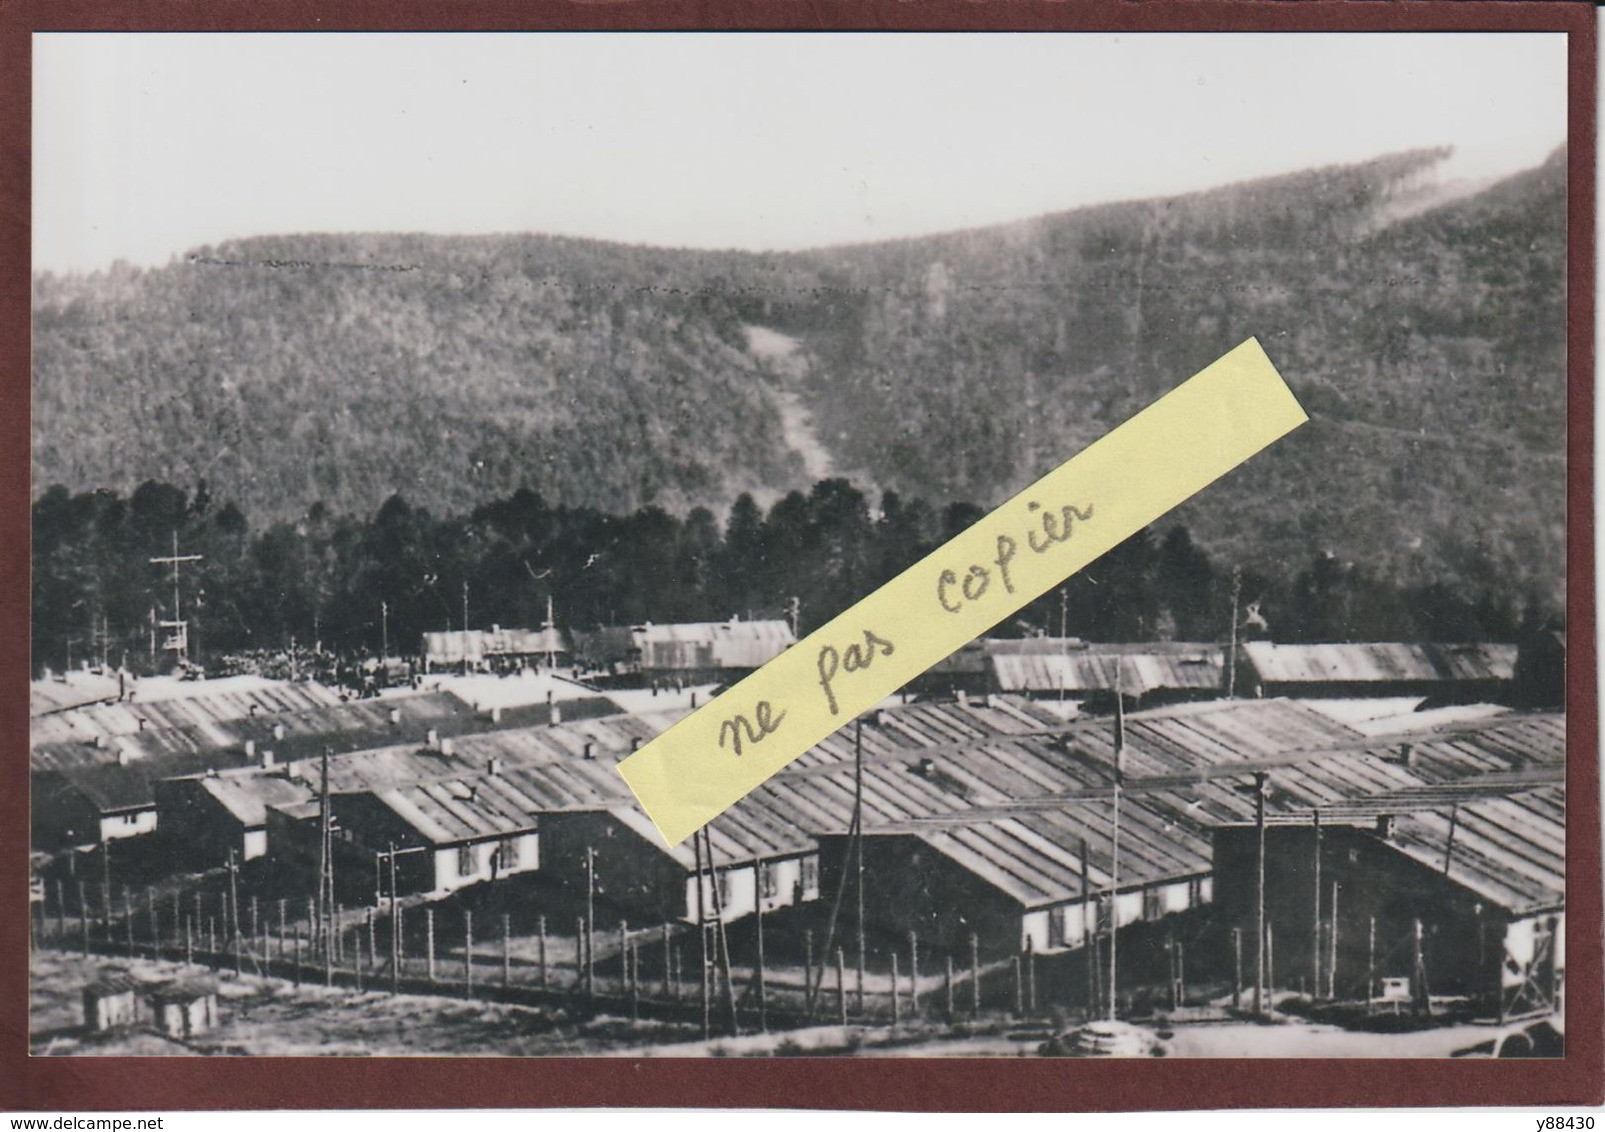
[891,951,901,1026]
[629,941,640,1022]
[1233,927,1243,1009]
[970,933,980,1018]
[836,946,847,1026]
[426,907,437,985]
[908,931,920,1017]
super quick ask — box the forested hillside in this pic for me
[32,145,1567,605]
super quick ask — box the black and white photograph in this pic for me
[27,30,1570,1060]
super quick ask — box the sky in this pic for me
[33,32,1568,274]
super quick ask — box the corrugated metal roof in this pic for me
[992,645,1224,695]
[51,750,259,813]
[195,773,314,827]
[374,773,547,844]
[1242,642,1518,686]
[30,681,343,746]
[31,672,124,716]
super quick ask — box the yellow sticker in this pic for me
[617,338,1307,845]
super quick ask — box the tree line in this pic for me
[31,478,1544,677]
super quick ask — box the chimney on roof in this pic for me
[273,723,286,742]
[426,728,440,750]
[93,734,106,749]
[244,739,256,759]
[249,704,259,718]
[440,738,455,757]
[487,757,503,777]
[914,757,936,777]
[956,689,969,706]
[389,707,401,726]
[1394,742,1415,768]
[872,709,887,727]
[981,693,994,709]
[1375,814,1396,840]
[583,741,595,761]
[137,718,147,732]
[630,737,642,752]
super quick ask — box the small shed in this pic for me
[146,980,219,1039]
[82,973,141,1032]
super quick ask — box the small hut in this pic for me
[81,973,141,1032]
[146,980,219,1039]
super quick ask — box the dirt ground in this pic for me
[32,949,700,1056]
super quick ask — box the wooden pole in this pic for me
[944,956,955,1023]
[908,931,920,1016]
[123,886,134,957]
[1011,954,1022,1018]
[540,915,550,993]
[1412,918,1429,1017]
[970,933,980,1018]
[55,880,66,946]
[629,941,640,1022]
[1167,932,1178,1010]
[1266,921,1275,1008]
[504,915,514,989]
[148,888,159,959]
[208,916,217,968]
[78,878,88,957]
[1176,938,1187,1006]
[836,946,848,1026]
[1312,809,1323,1000]
[1081,841,1096,1016]
[755,897,769,1033]
[389,846,401,994]
[1366,916,1376,1009]
[464,908,474,999]
[366,907,378,974]
[292,925,302,986]
[1253,771,1268,1016]
[854,719,867,1015]
[1232,927,1243,1009]
[891,951,902,1025]
[278,898,287,966]
[660,921,671,999]
[584,846,596,996]
[694,832,710,1040]
[576,916,588,992]
[1026,936,1037,1015]
[426,907,437,985]
[1328,880,1340,1000]
[705,837,738,1038]
[803,928,814,1011]
[618,920,629,997]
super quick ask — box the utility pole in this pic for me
[1107,661,1124,1020]
[1312,809,1323,999]
[854,718,866,1013]
[1058,587,1069,706]
[462,579,470,637]
[380,600,389,661]
[1253,770,1269,1016]
[317,745,334,985]
[584,846,596,996]
[1226,567,1242,699]
[149,532,203,667]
